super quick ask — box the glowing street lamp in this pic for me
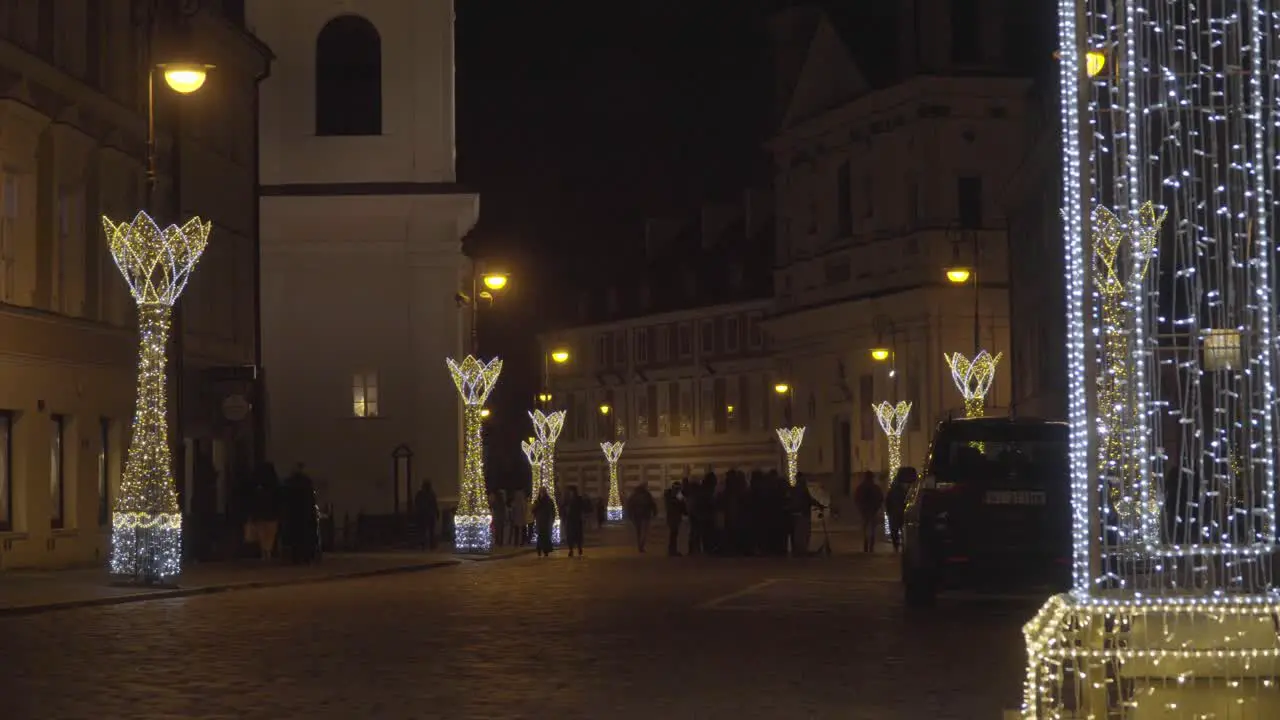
[601,441,625,522]
[550,349,570,364]
[481,272,509,291]
[774,382,791,395]
[870,347,891,362]
[447,356,503,552]
[775,426,806,486]
[480,407,491,419]
[159,62,212,94]
[104,212,211,583]
[945,267,972,284]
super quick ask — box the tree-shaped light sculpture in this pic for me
[521,439,542,495]
[873,401,911,536]
[529,409,566,543]
[1022,3,1280,715]
[944,350,1002,419]
[600,441,625,522]
[775,426,805,486]
[104,211,211,583]
[446,356,502,552]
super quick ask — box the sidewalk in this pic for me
[0,546,533,616]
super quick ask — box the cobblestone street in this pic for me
[0,544,1039,719]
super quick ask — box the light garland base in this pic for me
[1022,593,1280,718]
[607,506,622,523]
[453,514,492,554]
[109,512,182,583]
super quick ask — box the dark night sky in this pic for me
[454,1,784,477]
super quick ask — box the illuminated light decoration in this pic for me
[944,350,1002,420]
[521,439,543,501]
[1024,1,1280,715]
[446,356,502,553]
[775,426,805,486]
[600,441,625,522]
[1092,203,1164,550]
[529,409,566,543]
[873,401,911,535]
[104,211,211,583]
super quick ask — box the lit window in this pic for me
[353,372,380,417]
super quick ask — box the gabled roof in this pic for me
[779,5,899,129]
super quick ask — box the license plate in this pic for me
[984,490,1046,506]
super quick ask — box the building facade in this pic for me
[541,194,778,504]
[765,3,1031,488]
[0,0,270,569]
[250,0,475,519]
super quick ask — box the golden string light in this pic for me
[104,211,211,583]
[1092,202,1164,548]
[944,349,1002,418]
[447,356,502,552]
[775,426,805,486]
[600,441,625,522]
[874,401,911,535]
[530,409,566,543]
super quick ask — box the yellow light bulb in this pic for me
[162,63,210,94]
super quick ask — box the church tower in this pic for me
[249,0,475,514]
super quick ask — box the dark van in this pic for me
[900,417,1071,606]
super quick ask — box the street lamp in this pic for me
[458,266,510,355]
[945,228,981,353]
[598,404,611,415]
[480,408,491,419]
[869,347,891,362]
[550,349,570,364]
[944,267,971,284]
[774,382,791,395]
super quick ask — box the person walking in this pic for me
[885,467,915,552]
[789,474,824,557]
[854,471,885,553]
[532,487,556,557]
[625,483,657,552]
[414,480,439,550]
[563,486,586,557]
[664,481,685,556]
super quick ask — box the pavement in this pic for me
[0,523,1041,719]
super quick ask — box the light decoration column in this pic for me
[1022,1,1280,716]
[775,426,805,486]
[601,441,624,522]
[446,356,502,552]
[529,409,566,543]
[873,401,911,535]
[104,212,211,583]
[521,439,542,494]
[943,349,1002,419]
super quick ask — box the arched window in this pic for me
[315,15,382,136]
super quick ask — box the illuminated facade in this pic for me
[250,0,476,517]
[540,193,780,506]
[765,3,1030,493]
[0,3,268,570]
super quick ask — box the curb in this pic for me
[0,558,463,618]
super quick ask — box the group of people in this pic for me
[244,462,322,563]
[618,468,827,557]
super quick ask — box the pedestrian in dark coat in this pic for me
[563,486,586,557]
[532,488,556,557]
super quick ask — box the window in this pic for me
[714,378,728,433]
[50,415,65,529]
[724,317,740,353]
[0,171,19,303]
[737,375,753,432]
[614,332,627,368]
[859,375,875,441]
[635,385,649,437]
[747,314,764,350]
[650,384,662,437]
[595,334,609,369]
[677,323,692,358]
[836,160,852,237]
[0,412,10,531]
[951,0,982,64]
[667,383,680,437]
[352,372,379,417]
[98,417,111,526]
[656,326,670,362]
[55,187,85,316]
[700,380,715,434]
[315,15,382,136]
[679,383,694,435]
[958,176,983,229]
[700,319,715,355]
[634,328,649,364]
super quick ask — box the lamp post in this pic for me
[446,356,502,553]
[600,441,624,522]
[457,270,508,356]
[538,347,570,406]
[529,409,566,543]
